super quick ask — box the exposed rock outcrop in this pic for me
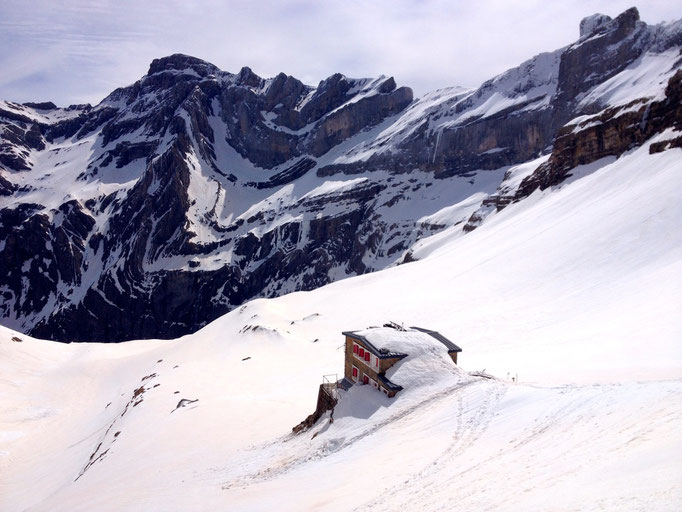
[516,69,682,197]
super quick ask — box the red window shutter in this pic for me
[353,344,358,354]
[365,352,370,362]
[352,367,358,377]
[363,376,369,385]
[375,358,378,368]
[359,348,364,358]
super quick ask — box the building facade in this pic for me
[342,327,461,398]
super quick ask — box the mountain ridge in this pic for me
[0,6,680,342]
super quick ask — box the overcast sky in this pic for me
[0,0,679,106]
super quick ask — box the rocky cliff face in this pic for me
[516,69,682,198]
[461,9,682,230]
[1,7,680,342]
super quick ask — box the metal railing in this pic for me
[322,374,339,400]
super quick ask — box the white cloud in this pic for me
[0,0,679,106]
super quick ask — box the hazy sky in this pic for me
[0,1,679,106]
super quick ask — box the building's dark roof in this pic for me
[410,326,462,353]
[342,331,409,360]
[376,373,403,392]
[338,377,354,391]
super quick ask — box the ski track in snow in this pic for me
[220,377,484,490]
[356,383,681,512]
[356,381,508,511]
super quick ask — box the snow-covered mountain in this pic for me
[1,123,680,510]
[1,7,680,342]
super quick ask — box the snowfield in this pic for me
[1,141,681,511]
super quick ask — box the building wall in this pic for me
[353,356,377,380]
[292,383,338,434]
[379,356,403,373]
[349,345,379,381]
[345,335,401,397]
[344,336,356,380]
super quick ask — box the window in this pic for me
[352,367,358,378]
[364,351,370,362]
[363,375,369,385]
[374,357,379,368]
[358,348,365,358]
[353,344,358,354]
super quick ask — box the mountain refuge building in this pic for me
[293,324,462,433]
[340,325,462,397]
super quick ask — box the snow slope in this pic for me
[1,141,681,511]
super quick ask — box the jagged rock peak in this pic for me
[579,13,612,37]
[615,6,640,31]
[147,53,220,77]
[579,7,640,39]
[21,101,58,110]
[236,66,263,87]
[378,76,397,93]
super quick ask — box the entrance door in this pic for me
[363,375,369,385]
